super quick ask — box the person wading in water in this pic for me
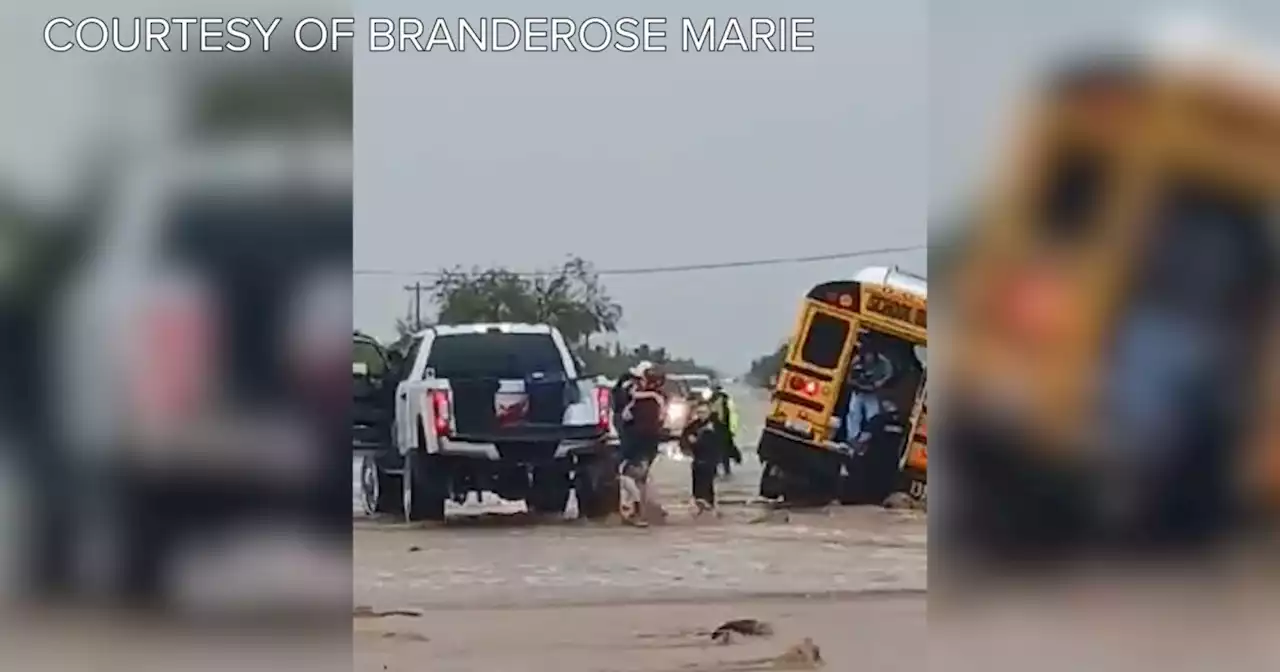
[680,397,724,516]
[618,364,666,527]
[707,382,741,477]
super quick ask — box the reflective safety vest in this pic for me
[710,392,739,435]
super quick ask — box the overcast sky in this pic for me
[3,2,1276,373]
[929,0,1280,212]
[354,0,928,373]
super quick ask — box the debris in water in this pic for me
[353,605,423,618]
[773,638,823,668]
[407,545,422,552]
[749,509,790,524]
[711,618,775,644]
[381,631,430,642]
[883,492,926,511]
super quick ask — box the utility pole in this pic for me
[404,281,425,330]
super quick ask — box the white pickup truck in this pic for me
[358,323,620,522]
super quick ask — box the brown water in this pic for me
[353,385,926,671]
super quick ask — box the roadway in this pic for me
[351,384,926,671]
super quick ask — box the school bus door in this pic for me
[774,303,858,443]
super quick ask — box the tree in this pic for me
[421,256,713,378]
[529,257,622,348]
[745,341,789,389]
[387,316,428,356]
[578,342,716,379]
[394,315,430,339]
[430,256,622,347]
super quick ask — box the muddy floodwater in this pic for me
[353,386,926,671]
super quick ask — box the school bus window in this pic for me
[799,312,850,370]
[1039,146,1107,244]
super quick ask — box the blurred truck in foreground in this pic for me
[2,53,354,610]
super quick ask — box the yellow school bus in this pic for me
[758,266,927,506]
[946,47,1280,540]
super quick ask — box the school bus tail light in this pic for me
[788,375,819,397]
[1000,269,1069,343]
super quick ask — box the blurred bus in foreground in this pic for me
[758,266,927,507]
[944,41,1280,557]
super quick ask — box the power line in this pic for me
[353,244,928,279]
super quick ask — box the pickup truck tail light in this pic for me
[428,389,451,435]
[133,283,217,434]
[595,386,611,430]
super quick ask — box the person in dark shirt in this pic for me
[680,398,723,515]
[622,368,665,457]
[611,365,643,430]
[618,366,666,526]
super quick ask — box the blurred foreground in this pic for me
[940,14,1280,564]
[0,12,352,672]
[933,8,1280,672]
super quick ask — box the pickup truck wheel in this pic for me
[403,451,446,522]
[528,464,572,515]
[360,456,403,517]
[574,452,620,520]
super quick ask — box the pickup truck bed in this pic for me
[360,323,620,522]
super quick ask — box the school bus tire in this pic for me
[759,460,812,504]
[760,462,785,500]
[781,461,840,507]
[838,471,883,506]
[757,432,840,506]
[784,482,837,507]
[838,445,902,506]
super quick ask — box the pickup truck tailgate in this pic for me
[448,375,599,438]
